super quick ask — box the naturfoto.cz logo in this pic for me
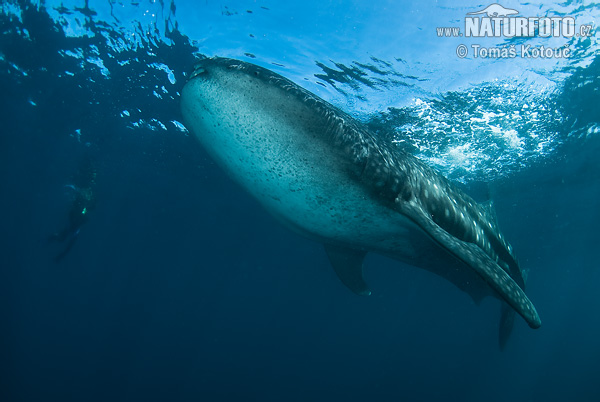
[437,3,594,59]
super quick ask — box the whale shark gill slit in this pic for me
[181,57,541,340]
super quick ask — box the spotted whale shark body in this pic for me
[181,57,541,344]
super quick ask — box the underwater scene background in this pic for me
[1,1,599,401]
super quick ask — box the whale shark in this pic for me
[181,57,541,345]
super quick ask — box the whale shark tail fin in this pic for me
[499,302,516,350]
[325,244,371,296]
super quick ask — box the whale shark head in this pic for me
[180,57,323,159]
[183,57,306,116]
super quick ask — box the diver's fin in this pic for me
[324,244,371,296]
[499,302,516,350]
[398,199,541,329]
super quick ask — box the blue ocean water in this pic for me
[1,0,599,401]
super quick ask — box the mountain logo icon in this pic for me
[467,3,519,17]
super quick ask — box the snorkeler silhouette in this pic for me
[49,156,97,262]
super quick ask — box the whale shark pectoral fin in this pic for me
[400,201,541,329]
[324,244,371,296]
[452,240,541,329]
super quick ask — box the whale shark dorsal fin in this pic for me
[480,200,499,226]
[324,244,371,296]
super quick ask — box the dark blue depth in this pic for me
[1,2,599,402]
